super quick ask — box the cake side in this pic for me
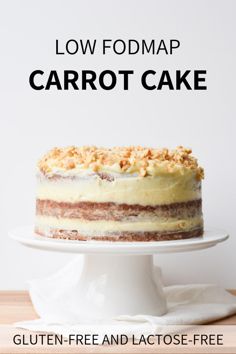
[35,146,204,242]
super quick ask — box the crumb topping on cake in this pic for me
[38,146,204,179]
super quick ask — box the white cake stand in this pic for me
[10,226,228,321]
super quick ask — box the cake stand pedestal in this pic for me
[10,227,228,322]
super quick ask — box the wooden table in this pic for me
[0,291,236,353]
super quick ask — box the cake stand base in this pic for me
[71,254,166,321]
[10,227,228,322]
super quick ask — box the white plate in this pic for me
[9,226,229,255]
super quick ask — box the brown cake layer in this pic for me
[40,172,116,181]
[35,227,203,242]
[36,199,202,221]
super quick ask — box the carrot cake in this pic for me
[35,146,204,241]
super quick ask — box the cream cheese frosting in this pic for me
[36,171,201,205]
[35,215,203,236]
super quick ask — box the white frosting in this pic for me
[36,172,201,206]
[35,215,203,235]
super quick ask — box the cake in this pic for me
[35,146,204,241]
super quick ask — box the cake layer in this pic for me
[36,199,202,221]
[36,172,201,206]
[35,227,203,242]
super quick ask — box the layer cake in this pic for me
[35,146,204,241]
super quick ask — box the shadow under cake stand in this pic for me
[10,227,228,322]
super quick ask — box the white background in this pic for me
[0,0,235,289]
